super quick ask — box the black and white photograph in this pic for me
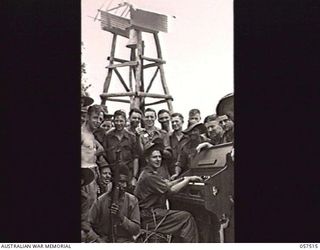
[81,0,234,243]
[2,0,320,245]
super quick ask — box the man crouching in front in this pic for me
[134,141,203,243]
[87,165,140,243]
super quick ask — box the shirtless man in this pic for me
[81,105,105,209]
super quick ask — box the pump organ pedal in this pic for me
[169,142,234,242]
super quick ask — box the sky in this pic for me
[81,0,233,126]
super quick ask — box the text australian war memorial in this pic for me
[81,2,234,243]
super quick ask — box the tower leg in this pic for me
[153,33,173,112]
[132,31,145,111]
[101,34,117,105]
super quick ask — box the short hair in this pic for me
[171,112,184,122]
[144,108,157,118]
[189,109,201,116]
[87,105,102,117]
[113,109,127,120]
[157,109,170,117]
[204,114,218,124]
[129,108,143,117]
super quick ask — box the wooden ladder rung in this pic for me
[105,61,138,69]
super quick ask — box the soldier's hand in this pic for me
[136,127,145,135]
[111,203,124,222]
[110,203,119,215]
[170,173,179,180]
[196,142,211,153]
[188,176,203,183]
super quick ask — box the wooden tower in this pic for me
[98,2,173,112]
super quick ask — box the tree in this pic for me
[81,42,91,97]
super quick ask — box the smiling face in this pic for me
[113,114,126,131]
[87,112,100,131]
[171,116,183,132]
[100,166,112,183]
[100,120,113,131]
[188,114,201,126]
[129,111,142,128]
[144,111,156,128]
[146,150,162,170]
[158,112,171,127]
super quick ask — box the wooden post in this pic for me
[132,30,144,111]
[101,34,117,105]
[114,68,130,92]
[129,48,136,107]
[146,67,159,93]
[153,33,173,112]
[140,40,145,110]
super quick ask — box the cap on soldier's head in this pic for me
[183,122,207,134]
[81,96,94,107]
[144,138,164,157]
[97,158,109,169]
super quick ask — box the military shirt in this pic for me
[134,167,170,211]
[88,192,140,242]
[102,128,139,169]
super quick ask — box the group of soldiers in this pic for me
[81,94,234,243]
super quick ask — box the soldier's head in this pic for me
[188,109,201,127]
[129,108,142,129]
[158,109,171,129]
[144,108,157,128]
[98,164,112,194]
[87,105,103,131]
[113,110,127,131]
[216,115,229,131]
[118,166,129,194]
[203,114,217,125]
[183,122,206,142]
[100,165,112,183]
[171,112,184,132]
[100,119,113,132]
[224,117,234,132]
[144,142,164,170]
[206,120,224,142]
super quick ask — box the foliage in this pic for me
[81,42,91,96]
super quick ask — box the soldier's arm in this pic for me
[132,158,139,180]
[86,201,104,243]
[120,198,141,236]
[94,139,104,156]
